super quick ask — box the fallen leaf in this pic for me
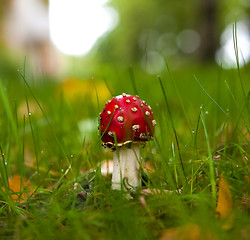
[216,175,234,230]
[58,77,110,104]
[2,175,33,203]
[160,223,216,240]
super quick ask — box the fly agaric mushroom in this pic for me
[99,93,156,190]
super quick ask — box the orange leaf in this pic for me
[2,175,33,203]
[160,224,216,240]
[216,175,234,230]
[216,176,233,218]
[58,77,110,103]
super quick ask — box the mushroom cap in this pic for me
[99,93,156,147]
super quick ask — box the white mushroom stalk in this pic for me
[112,144,140,190]
[99,93,156,191]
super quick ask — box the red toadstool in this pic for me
[99,93,156,190]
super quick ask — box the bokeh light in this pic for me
[156,33,178,57]
[141,51,165,74]
[177,29,201,54]
[49,0,118,56]
[215,19,250,69]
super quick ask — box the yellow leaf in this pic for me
[58,77,110,104]
[160,224,216,240]
[216,175,234,230]
[2,175,33,203]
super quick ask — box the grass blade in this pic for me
[158,75,187,182]
[26,97,40,182]
[0,79,20,147]
[194,75,232,121]
[165,59,192,134]
[0,146,9,187]
[18,71,73,174]
[103,77,114,97]
[200,109,216,206]
[128,67,138,96]
[233,23,246,98]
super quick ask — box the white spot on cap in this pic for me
[126,99,131,103]
[132,125,140,131]
[108,131,114,137]
[139,133,147,139]
[122,93,126,97]
[152,120,157,126]
[145,111,150,116]
[115,105,119,109]
[117,116,124,122]
[131,107,138,112]
[107,111,111,115]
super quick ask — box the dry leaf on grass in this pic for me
[216,175,234,230]
[2,175,33,203]
[160,223,216,240]
[160,176,235,240]
[58,77,110,103]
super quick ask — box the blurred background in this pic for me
[0,0,249,80]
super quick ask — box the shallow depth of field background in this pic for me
[1,0,249,78]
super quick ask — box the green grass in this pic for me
[0,59,249,240]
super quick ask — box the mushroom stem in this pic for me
[112,144,140,190]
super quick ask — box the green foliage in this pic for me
[0,59,249,239]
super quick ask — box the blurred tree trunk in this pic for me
[199,0,219,61]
